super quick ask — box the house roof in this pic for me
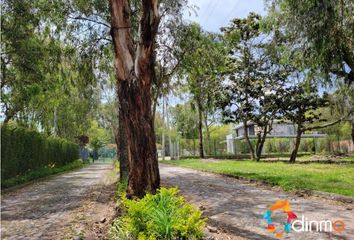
[232,133,327,140]
[232,120,294,130]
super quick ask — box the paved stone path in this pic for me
[160,163,354,240]
[1,162,353,240]
[1,163,117,240]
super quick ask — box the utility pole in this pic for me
[177,138,180,160]
[161,96,165,160]
[166,98,173,159]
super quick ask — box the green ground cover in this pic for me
[1,160,86,189]
[162,159,354,196]
[294,155,354,161]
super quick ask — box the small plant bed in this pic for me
[161,159,354,197]
[109,187,206,240]
[1,160,86,189]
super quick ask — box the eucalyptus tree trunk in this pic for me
[110,0,160,197]
[152,88,160,124]
[117,112,129,182]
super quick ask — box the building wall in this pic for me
[235,123,296,137]
[226,134,235,154]
[236,126,255,137]
[270,124,296,136]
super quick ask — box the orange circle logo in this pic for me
[332,220,345,233]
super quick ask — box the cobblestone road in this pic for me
[1,163,116,240]
[160,163,354,240]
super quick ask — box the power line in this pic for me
[222,0,240,26]
[202,0,215,20]
[204,1,221,27]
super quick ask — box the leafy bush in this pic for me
[109,188,206,240]
[117,176,128,197]
[1,124,79,181]
[235,139,257,154]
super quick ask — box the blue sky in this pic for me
[183,0,266,33]
[164,0,266,107]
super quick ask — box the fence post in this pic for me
[177,140,180,160]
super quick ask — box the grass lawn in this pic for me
[161,159,354,197]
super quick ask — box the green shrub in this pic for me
[1,160,84,188]
[235,139,257,154]
[1,124,79,181]
[117,176,128,197]
[109,188,206,240]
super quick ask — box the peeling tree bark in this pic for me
[116,110,129,182]
[110,0,160,197]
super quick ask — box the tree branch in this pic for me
[303,111,353,131]
[68,16,110,28]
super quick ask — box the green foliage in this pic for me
[87,120,110,150]
[109,188,205,240]
[264,138,292,153]
[219,13,295,160]
[181,24,226,106]
[209,125,231,139]
[117,176,129,197]
[163,159,354,196]
[1,160,84,189]
[170,102,199,139]
[98,145,117,159]
[1,124,79,181]
[279,83,329,129]
[1,0,105,140]
[266,0,354,83]
[99,99,119,143]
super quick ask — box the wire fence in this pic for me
[158,135,354,159]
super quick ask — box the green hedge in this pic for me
[1,125,79,181]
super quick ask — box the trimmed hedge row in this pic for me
[1,125,79,181]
